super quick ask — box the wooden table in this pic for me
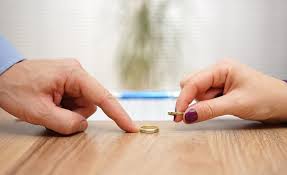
[0,109,287,175]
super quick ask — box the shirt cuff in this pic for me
[0,36,24,75]
[0,57,24,75]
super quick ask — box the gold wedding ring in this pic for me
[139,125,159,134]
[168,112,184,116]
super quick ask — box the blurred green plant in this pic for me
[117,0,170,90]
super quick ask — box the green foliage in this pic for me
[118,0,171,90]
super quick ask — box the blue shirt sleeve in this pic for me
[0,36,24,75]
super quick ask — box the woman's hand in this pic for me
[0,59,138,135]
[175,59,287,124]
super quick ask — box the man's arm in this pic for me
[0,36,23,75]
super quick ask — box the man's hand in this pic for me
[0,59,138,135]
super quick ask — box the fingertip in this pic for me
[183,105,198,124]
[46,107,89,135]
[116,117,137,133]
[176,89,195,118]
[131,125,140,133]
[174,116,183,123]
[123,123,139,133]
[62,113,87,134]
[61,118,87,135]
[173,106,184,123]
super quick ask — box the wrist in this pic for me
[0,59,25,76]
[0,60,25,107]
[272,80,287,121]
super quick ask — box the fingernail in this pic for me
[79,120,87,132]
[184,108,198,124]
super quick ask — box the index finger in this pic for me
[76,71,138,133]
[175,65,229,122]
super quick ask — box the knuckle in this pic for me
[216,59,236,71]
[180,79,186,88]
[212,65,229,86]
[180,75,189,87]
[199,101,215,119]
[98,90,116,106]
[68,68,86,85]
[217,58,234,65]
[29,101,52,125]
[180,74,194,88]
[70,67,82,76]
[67,58,82,68]
[187,80,198,92]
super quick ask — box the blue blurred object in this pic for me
[114,80,287,99]
[113,91,179,99]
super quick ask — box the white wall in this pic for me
[0,0,122,90]
[1,0,287,91]
[182,0,287,79]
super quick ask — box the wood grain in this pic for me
[0,109,287,175]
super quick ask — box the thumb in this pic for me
[42,106,88,135]
[183,95,234,124]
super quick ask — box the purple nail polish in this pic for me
[185,108,198,124]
